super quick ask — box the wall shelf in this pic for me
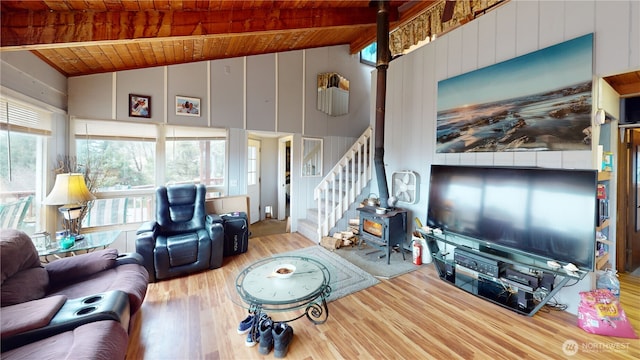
[596,252,610,270]
[596,218,610,232]
[597,171,612,181]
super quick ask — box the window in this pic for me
[0,98,51,235]
[248,141,258,186]
[75,120,157,228]
[74,120,227,229]
[360,42,377,66]
[76,138,156,190]
[165,126,226,186]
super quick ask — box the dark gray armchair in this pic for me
[136,184,224,282]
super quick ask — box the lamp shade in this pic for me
[45,173,96,206]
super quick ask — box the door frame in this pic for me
[247,138,261,224]
[278,136,293,221]
[617,127,640,272]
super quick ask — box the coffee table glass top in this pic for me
[235,255,330,309]
[38,230,121,257]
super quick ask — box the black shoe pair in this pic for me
[258,317,294,358]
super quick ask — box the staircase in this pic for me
[297,127,374,242]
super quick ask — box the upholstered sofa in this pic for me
[0,229,149,359]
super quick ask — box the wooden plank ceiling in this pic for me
[604,71,640,97]
[0,0,434,78]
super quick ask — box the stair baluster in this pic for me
[311,127,373,241]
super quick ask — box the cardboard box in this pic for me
[205,195,250,219]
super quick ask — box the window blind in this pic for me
[165,125,227,140]
[0,99,52,135]
[73,119,157,141]
[72,120,227,141]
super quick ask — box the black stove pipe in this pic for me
[373,0,390,209]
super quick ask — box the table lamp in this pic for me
[45,173,96,241]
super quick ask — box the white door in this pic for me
[247,139,261,224]
[278,136,293,221]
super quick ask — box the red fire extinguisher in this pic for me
[413,239,422,265]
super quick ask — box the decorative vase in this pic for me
[60,235,75,250]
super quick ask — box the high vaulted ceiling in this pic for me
[1,0,638,97]
[0,0,435,78]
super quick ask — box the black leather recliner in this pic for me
[136,184,224,282]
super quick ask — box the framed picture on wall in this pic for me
[176,96,201,117]
[129,94,151,118]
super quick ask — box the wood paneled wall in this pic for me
[376,0,640,315]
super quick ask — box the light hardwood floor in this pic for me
[126,233,640,359]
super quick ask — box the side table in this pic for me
[38,230,121,262]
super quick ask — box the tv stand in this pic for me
[420,230,587,316]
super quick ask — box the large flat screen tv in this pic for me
[426,165,597,271]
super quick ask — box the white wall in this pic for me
[67,45,370,139]
[0,51,68,111]
[376,0,640,315]
[65,44,373,229]
[0,51,69,232]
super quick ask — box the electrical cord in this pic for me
[542,297,568,312]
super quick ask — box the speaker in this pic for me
[541,272,554,291]
[445,263,455,282]
[517,291,533,311]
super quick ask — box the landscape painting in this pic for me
[436,33,593,153]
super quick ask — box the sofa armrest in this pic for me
[115,252,144,266]
[2,291,129,353]
[136,225,159,282]
[1,295,67,340]
[136,220,157,235]
[206,214,223,225]
[206,214,224,269]
[45,249,119,287]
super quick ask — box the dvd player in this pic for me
[454,247,507,278]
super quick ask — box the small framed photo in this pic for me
[176,96,201,117]
[129,94,151,118]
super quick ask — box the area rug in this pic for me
[250,218,288,238]
[334,244,421,280]
[275,246,380,302]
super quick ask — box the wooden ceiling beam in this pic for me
[0,1,383,12]
[2,25,363,52]
[1,8,398,48]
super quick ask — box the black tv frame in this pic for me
[426,164,598,271]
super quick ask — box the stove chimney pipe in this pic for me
[373,0,391,209]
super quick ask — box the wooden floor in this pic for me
[126,233,640,360]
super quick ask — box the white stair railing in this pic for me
[314,127,373,239]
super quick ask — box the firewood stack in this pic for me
[320,218,361,250]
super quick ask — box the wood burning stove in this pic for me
[357,206,408,264]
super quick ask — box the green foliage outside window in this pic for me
[76,139,156,191]
[0,131,37,194]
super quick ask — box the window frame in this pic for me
[1,97,53,235]
[360,42,377,67]
[72,119,228,231]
